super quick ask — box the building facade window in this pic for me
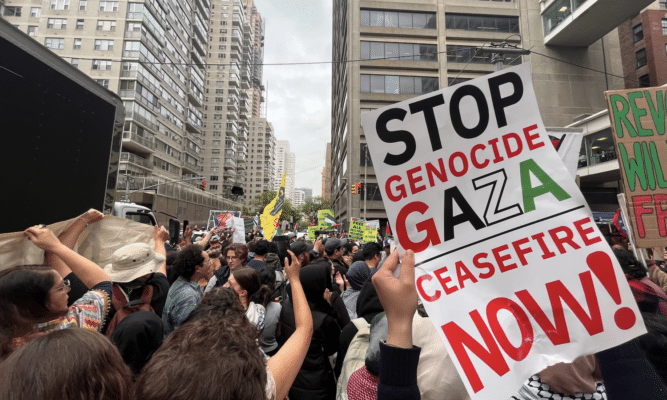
[360,41,437,61]
[3,6,22,16]
[76,19,84,29]
[50,0,70,10]
[79,0,87,10]
[70,58,80,68]
[96,20,116,31]
[47,18,67,29]
[633,24,643,43]
[661,0,667,9]
[360,74,438,95]
[29,7,41,17]
[27,26,38,36]
[639,74,650,88]
[44,38,65,49]
[96,79,110,88]
[360,9,436,29]
[99,1,118,11]
[73,38,82,49]
[445,14,519,33]
[636,49,647,68]
[446,45,490,64]
[662,19,667,36]
[94,39,114,50]
[92,59,112,70]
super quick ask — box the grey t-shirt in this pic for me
[260,301,282,354]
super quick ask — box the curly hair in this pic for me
[223,243,249,264]
[134,315,266,400]
[174,245,205,280]
[184,287,245,324]
[0,265,62,360]
[0,328,133,400]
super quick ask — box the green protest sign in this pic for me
[349,220,366,240]
[363,228,376,243]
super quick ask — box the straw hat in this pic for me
[104,243,166,283]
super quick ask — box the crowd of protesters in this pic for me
[1,210,667,399]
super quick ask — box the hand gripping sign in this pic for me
[360,64,645,400]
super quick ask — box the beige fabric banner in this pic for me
[0,214,155,271]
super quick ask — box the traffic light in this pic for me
[357,182,363,194]
[351,183,357,195]
[201,181,207,191]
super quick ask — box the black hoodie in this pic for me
[334,280,384,377]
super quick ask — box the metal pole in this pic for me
[363,145,368,220]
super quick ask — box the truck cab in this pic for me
[112,202,157,226]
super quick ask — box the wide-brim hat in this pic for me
[104,243,166,283]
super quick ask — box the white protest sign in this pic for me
[547,129,583,178]
[365,219,380,229]
[232,216,246,244]
[360,64,644,400]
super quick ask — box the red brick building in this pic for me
[619,4,667,88]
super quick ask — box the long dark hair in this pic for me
[0,265,62,360]
[613,249,647,279]
[255,267,277,307]
[232,267,272,307]
[0,328,133,400]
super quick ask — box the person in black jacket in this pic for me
[278,264,342,400]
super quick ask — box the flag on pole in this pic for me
[386,223,391,237]
[253,212,260,228]
[260,172,286,240]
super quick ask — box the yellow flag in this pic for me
[260,171,286,240]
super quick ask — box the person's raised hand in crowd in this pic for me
[284,249,302,282]
[183,225,193,246]
[269,249,313,400]
[24,225,63,253]
[154,225,170,243]
[25,225,110,288]
[335,271,349,292]
[372,250,418,349]
[314,238,324,258]
[80,209,104,225]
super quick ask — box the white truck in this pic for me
[111,202,158,226]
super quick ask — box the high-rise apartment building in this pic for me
[331,0,649,231]
[0,0,252,225]
[618,1,667,88]
[200,0,264,199]
[323,142,332,200]
[295,187,312,201]
[246,116,275,203]
[292,189,305,209]
[273,140,295,200]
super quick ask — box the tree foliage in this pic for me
[249,190,301,225]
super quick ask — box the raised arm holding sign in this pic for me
[360,63,645,400]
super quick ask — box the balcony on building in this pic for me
[232,13,244,27]
[224,159,237,170]
[124,109,160,133]
[122,131,155,155]
[228,72,240,87]
[182,159,198,175]
[120,89,160,115]
[120,151,153,172]
[541,0,654,47]
[186,106,203,133]
[226,122,239,137]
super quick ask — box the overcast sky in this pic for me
[252,0,332,198]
